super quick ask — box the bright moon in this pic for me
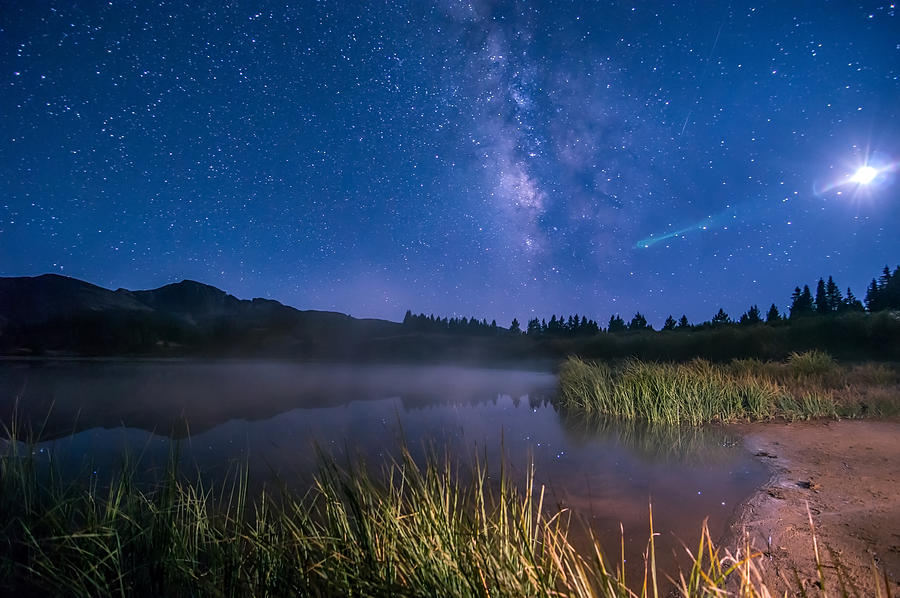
[852,165,878,185]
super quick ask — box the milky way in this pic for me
[1,2,898,326]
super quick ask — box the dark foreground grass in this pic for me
[1,427,893,597]
[558,351,900,425]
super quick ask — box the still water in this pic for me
[1,359,768,574]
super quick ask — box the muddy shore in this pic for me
[727,419,900,596]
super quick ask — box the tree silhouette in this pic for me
[766,304,781,323]
[865,278,880,311]
[509,318,521,334]
[739,305,761,325]
[843,288,864,312]
[863,265,900,311]
[547,315,559,335]
[814,278,829,315]
[711,308,731,325]
[880,265,892,288]
[888,266,900,309]
[677,314,690,329]
[608,314,627,333]
[790,285,814,318]
[629,312,650,331]
[662,315,676,331]
[825,276,842,312]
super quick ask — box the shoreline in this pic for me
[726,419,900,595]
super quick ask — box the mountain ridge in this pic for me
[0,274,402,357]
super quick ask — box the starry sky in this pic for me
[2,1,898,327]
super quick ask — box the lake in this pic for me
[0,359,768,577]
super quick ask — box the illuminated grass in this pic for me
[558,351,900,425]
[0,424,892,597]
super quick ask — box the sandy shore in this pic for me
[726,420,900,596]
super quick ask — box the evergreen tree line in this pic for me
[402,265,900,337]
[402,311,506,336]
[524,314,602,337]
[865,266,900,312]
[787,275,864,318]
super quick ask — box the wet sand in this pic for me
[727,419,900,596]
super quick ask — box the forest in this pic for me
[398,264,900,363]
[404,264,900,337]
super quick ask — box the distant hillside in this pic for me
[0,274,153,326]
[3,273,898,363]
[0,274,403,358]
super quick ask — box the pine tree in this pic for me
[526,318,541,335]
[739,305,761,325]
[865,278,880,311]
[766,304,781,323]
[861,265,900,311]
[711,308,731,325]
[888,266,900,309]
[677,314,690,329]
[879,265,892,289]
[629,312,650,331]
[815,278,829,315]
[790,287,802,316]
[509,318,521,334]
[608,314,626,333]
[791,285,814,318]
[801,285,814,312]
[843,288,864,312]
[825,276,842,312]
[662,315,676,331]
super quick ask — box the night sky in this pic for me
[2,2,898,327]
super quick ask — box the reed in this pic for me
[0,426,891,596]
[558,351,900,424]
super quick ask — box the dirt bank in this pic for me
[728,420,900,596]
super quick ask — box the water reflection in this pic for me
[1,359,767,582]
[0,360,556,439]
[559,410,743,464]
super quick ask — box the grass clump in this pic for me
[0,429,730,598]
[557,358,779,426]
[558,351,900,425]
[1,425,894,596]
[786,349,838,378]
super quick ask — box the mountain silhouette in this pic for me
[129,280,244,325]
[0,274,152,326]
[0,274,402,357]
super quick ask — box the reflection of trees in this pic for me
[398,392,553,411]
[0,362,556,440]
[558,409,742,464]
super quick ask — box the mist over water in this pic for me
[1,359,767,574]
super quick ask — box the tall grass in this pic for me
[558,351,900,425]
[0,426,893,596]
[0,428,702,597]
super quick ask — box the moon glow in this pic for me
[851,165,878,185]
